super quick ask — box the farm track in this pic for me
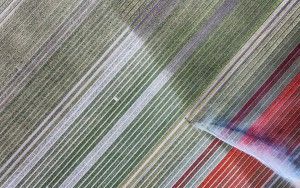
[0,0,299,187]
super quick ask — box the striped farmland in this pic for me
[0,0,299,187]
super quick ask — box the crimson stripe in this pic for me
[202,77,300,187]
[226,88,300,187]
[226,44,300,130]
[205,149,242,188]
[197,149,238,187]
[199,66,300,187]
[280,112,300,153]
[242,74,300,151]
[221,154,259,187]
[245,74,300,135]
[174,44,300,187]
[198,149,270,188]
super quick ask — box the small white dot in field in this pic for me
[113,96,119,102]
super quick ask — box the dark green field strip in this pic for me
[27,57,167,187]
[70,0,285,187]
[26,0,220,185]
[15,0,227,187]
[183,0,281,79]
[53,0,286,185]
[0,0,296,186]
[145,0,220,57]
[165,0,282,110]
[19,1,226,186]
